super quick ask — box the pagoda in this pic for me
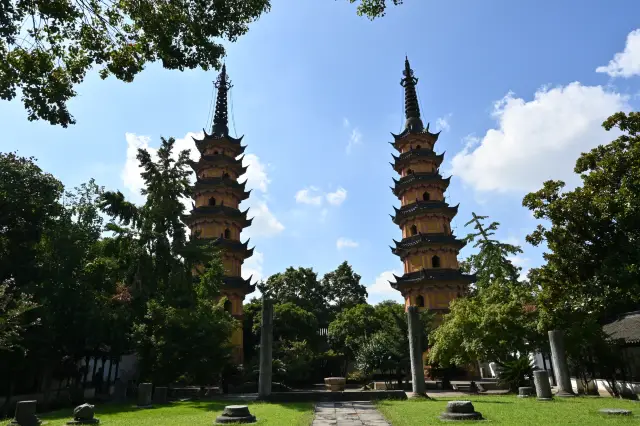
[185,64,255,363]
[389,58,475,317]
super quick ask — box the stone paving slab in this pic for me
[312,401,390,426]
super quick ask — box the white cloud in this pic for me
[244,201,285,238]
[241,153,270,193]
[435,113,452,132]
[336,237,359,250]
[243,250,264,283]
[326,187,347,206]
[450,82,628,193]
[121,132,284,238]
[343,117,363,154]
[596,29,640,78]
[295,187,323,205]
[294,186,348,207]
[367,270,404,304]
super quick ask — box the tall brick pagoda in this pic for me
[390,58,474,317]
[185,65,255,363]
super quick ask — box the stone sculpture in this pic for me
[439,400,483,421]
[67,403,100,424]
[215,405,257,424]
[10,400,41,426]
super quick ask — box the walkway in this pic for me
[312,401,390,426]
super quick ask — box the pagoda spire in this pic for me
[212,63,233,137]
[400,56,424,133]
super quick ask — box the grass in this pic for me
[2,400,314,426]
[376,394,640,425]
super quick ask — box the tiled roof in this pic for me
[603,311,640,345]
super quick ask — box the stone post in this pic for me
[533,370,553,400]
[258,298,274,399]
[407,306,426,397]
[548,330,575,397]
[137,383,153,408]
[11,400,41,426]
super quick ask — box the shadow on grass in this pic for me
[178,399,312,414]
[38,402,165,422]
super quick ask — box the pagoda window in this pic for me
[416,145,421,150]
[224,300,232,313]
[416,295,425,307]
[410,225,418,236]
[422,192,430,201]
[214,150,219,155]
[222,172,230,179]
[224,228,231,239]
[432,255,441,268]
[406,168,414,175]
[208,197,216,206]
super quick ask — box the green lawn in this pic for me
[2,400,314,426]
[377,395,640,425]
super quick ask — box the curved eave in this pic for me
[390,125,441,144]
[188,155,245,172]
[391,202,459,225]
[390,234,466,257]
[392,174,452,197]
[389,269,476,289]
[214,239,254,260]
[193,131,246,154]
[222,275,255,293]
[391,150,446,172]
[192,177,248,193]
[184,206,252,228]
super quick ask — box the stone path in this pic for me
[312,401,390,426]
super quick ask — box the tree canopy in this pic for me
[523,111,640,327]
[428,214,541,367]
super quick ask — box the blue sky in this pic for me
[2,0,640,304]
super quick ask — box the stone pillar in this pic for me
[258,298,274,399]
[533,370,553,400]
[407,306,426,396]
[548,330,575,397]
[12,400,40,425]
[137,383,153,408]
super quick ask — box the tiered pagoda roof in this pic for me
[186,64,255,294]
[188,154,249,175]
[391,173,451,197]
[391,233,466,258]
[391,268,476,290]
[391,201,459,225]
[191,177,251,203]
[391,149,445,172]
[185,205,253,228]
[389,57,474,292]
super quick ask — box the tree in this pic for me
[0,281,38,353]
[352,300,432,387]
[322,261,368,317]
[523,112,640,397]
[100,136,235,383]
[428,214,541,370]
[328,304,382,373]
[0,152,64,288]
[523,112,640,325]
[1,0,271,127]
[260,267,328,323]
[345,0,403,19]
